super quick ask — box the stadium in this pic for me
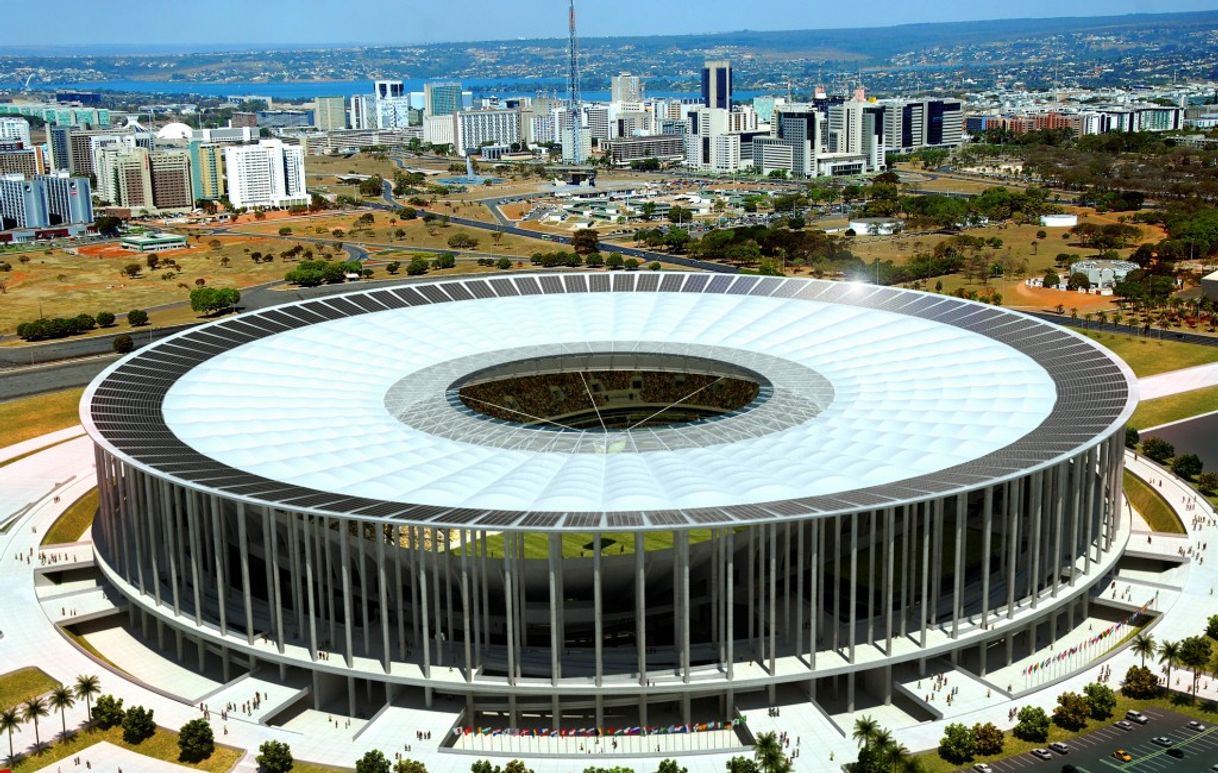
[81,271,1136,743]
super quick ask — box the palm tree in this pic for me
[0,708,21,762]
[48,686,75,739]
[21,697,47,748]
[1132,633,1156,668]
[1159,639,1181,689]
[753,731,785,773]
[73,675,100,722]
[852,714,879,749]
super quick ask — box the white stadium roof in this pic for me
[83,273,1137,531]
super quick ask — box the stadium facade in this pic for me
[82,273,1137,733]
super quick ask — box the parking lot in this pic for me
[970,708,1218,772]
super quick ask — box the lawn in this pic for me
[1123,470,1185,534]
[0,236,303,337]
[294,761,354,773]
[1079,330,1218,377]
[1132,385,1218,430]
[41,488,98,545]
[7,724,243,773]
[0,387,84,449]
[305,153,398,179]
[0,667,58,711]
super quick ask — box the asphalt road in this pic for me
[1146,413,1218,471]
[971,708,1213,773]
[0,357,115,401]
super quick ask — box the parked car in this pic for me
[1167,747,1185,759]
[1125,710,1150,724]
[1151,736,1174,747]
[1049,742,1070,754]
[972,764,994,773]
[1115,720,1134,730]
[1032,748,1053,760]
[1188,720,1207,731]
[1111,749,1133,762]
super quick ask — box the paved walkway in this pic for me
[1138,361,1218,401]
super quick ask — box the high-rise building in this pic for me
[95,147,193,214]
[0,142,45,177]
[0,174,49,229]
[375,97,414,130]
[148,150,194,211]
[0,117,32,147]
[48,126,72,172]
[423,82,462,118]
[375,80,405,100]
[188,142,227,201]
[314,97,347,132]
[455,109,521,156]
[610,73,643,104]
[349,96,375,131]
[223,139,307,210]
[584,106,610,142]
[701,60,732,110]
[42,170,93,225]
[882,98,964,153]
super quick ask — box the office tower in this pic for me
[0,117,32,147]
[375,80,405,100]
[349,95,375,131]
[752,96,785,123]
[314,97,347,132]
[610,73,643,104]
[41,170,92,225]
[0,143,45,176]
[189,142,227,201]
[701,60,732,109]
[423,82,463,118]
[0,174,49,229]
[95,147,191,213]
[882,98,964,153]
[455,109,521,156]
[148,150,194,210]
[223,139,307,210]
[48,126,72,172]
[584,106,610,142]
[375,97,414,129]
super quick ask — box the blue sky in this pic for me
[7,0,1217,47]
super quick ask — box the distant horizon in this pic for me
[3,3,1216,51]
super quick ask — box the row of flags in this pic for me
[455,717,746,738]
[1022,602,1150,676]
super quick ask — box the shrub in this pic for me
[386,261,401,274]
[92,694,124,729]
[1142,436,1174,463]
[1013,705,1049,741]
[972,721,1003,755]
[177,718,214,761]
[96,311,116,327]
[127,309,149,326]
[121,704,155,744]
[447,232,479,250]
[1125,427,1140,449]
[496,257,512,270]
[394,761,428,773]
[113,334,134,354]
[406,257,430,276]
[1053,691,1089,730]
[1171,453,1203,480]
[355,749,391,773]
[257,740,293,773]
[1198,472,1218,495]
[938,722,975,764]
[1083,682,1117,719]
[1121,665,1161,698]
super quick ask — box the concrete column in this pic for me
[237,503,254,644]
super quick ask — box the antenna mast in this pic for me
[567,0,585,163]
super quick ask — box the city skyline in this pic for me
[4,0,1217,47]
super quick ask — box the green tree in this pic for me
[123,263,142,278]
[1,707,22,761]
[1121,665,1162,698]
[257,739,294,773]
[752,731,785,773]
[121,705,155,744]
[394,760,428,773]
[127,309,149,326]
[852,715,879,748]
[496,257,512,270]
[972,722,1003,755]
[1132,633,1156,667]
[1083,682,1117,719]
[95,311,116,327]
[406,257,430,276]
[1142,437,1175,464]
[447,232,479,250]
[92,694,124,729]
[112,334,134,354]
[177,718,214,761]
[190,287,240,315]
[48,686,75,739]
[356,749,391,773]
[73,675,99,722]
[572,229,600,255]
[724,758,758,773]
[1179,636,1213,696]
[1171,454,1203,480]
[1159,640,1181,690]
[386,261,401,274]
[1013,705,1049,741]
[1053,691,1089,731]
[1125,427,1140,449]
[656,761,686,773]
[22,697,48,747]
[937,722,975,764]
[1198,472,1218,495]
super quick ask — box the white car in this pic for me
[972,764,994,773]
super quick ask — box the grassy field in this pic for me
[7,724,243,772]
[0,387,84,449]
[0,236,302,337]
[0,667,58,711]
[912,690,1218,773]
[305,153,398,178]
[1132,385,1218,430]
[294,761,354,773]
[42,488,98,545]
[1124,470,1185,533]
[1079,330,1218,377]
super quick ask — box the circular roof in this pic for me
[155,122,193,141]
[83,273,1137,531]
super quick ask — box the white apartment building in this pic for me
[349,95,376,131]
[0,117,32,147]
[423,115,456,147]
[223,139,307,210]
[611,73,643,104]
[455,110,520,156]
